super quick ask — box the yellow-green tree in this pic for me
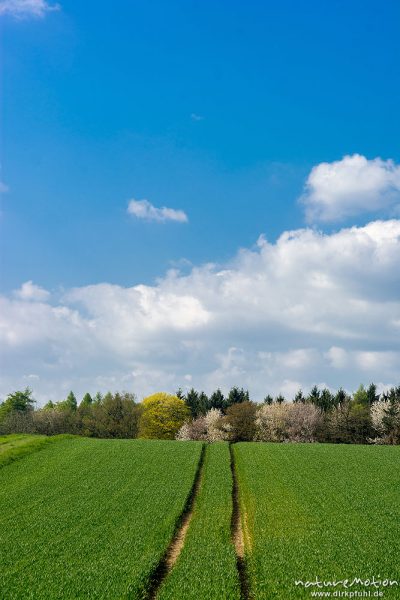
[139,392,190,439]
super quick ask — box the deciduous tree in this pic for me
[139,393,190,440]
[0,387,35,422]
[225,401,257,441]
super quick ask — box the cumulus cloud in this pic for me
[127,198,188,223]
[14,281,51,302]
[0,0,60,18]
[301,154,400,222]
[1,219,399,404]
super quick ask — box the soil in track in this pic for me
[230,443,250,600]
[147,444,206,600]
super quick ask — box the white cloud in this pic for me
[355,350,399,372]
[191,113,204,121]
[326,346,399,376]
[1,219,399,404]
[14,281,50,302]
[301,154,400,222]
[127,198,188,223]
[0,0,60,18]
[0,181,9,193]
[325,346,348,369]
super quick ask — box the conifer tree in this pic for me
[294,389,305,403]
[81,393,93,407]
[185,388,200,417]
[198,392,210,415]
[227,387,249,407]
[209,389,226,411]
[366,383,380,405]
[275,394,285,404]
[65,391,78,411]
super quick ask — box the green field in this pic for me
[158,442,240,600]
[0,437,202,599]
[0,433,66,468]
[1,437,399,599]
[234,443,400,599]
[0,433,46,455]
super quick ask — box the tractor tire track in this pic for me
[230,443,250,600]
[147,444,206,599]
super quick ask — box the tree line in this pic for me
[0,383,399,445]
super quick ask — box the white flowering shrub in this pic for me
[255,402,322,443]
[371,399,389,434]
[370,398,400,444]
[176,416,207,441]
[176,408,230,442]
[175,422,193,441]
[204,408,230,442]
[286,403,323,442]
[255,403,289,442]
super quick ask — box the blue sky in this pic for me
[2,0,400,290]
[1,0,400,402]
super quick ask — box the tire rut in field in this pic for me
[147,444,206,600]
[230,443,250,600]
